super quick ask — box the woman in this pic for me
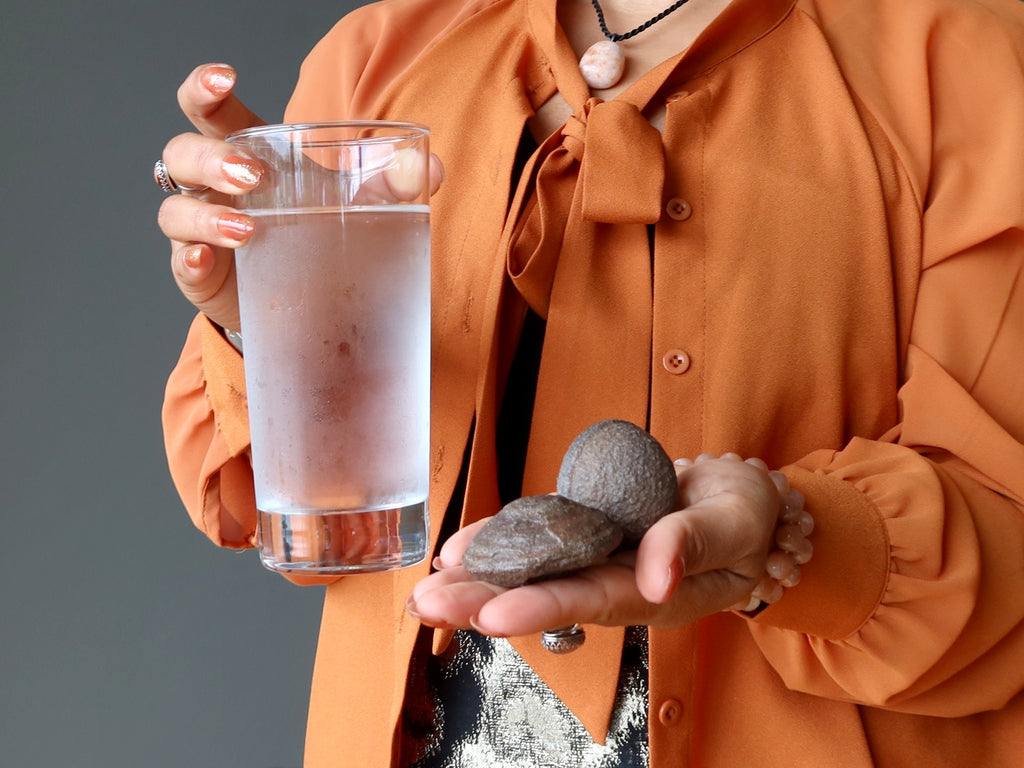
[158,0,1024,764]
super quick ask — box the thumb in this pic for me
[633,492,767,605]
[436,518,490,569]
[633,503,714,604]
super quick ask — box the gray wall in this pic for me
[1,2,365,766]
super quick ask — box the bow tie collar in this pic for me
[504,96,665,318]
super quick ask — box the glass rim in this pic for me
[226,120,429,147]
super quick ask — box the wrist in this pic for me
[739,466,814,614]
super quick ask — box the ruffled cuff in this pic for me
[747,438,980,706]
[752,448,890,640]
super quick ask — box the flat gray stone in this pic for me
[462,495,623,588]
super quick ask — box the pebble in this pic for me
[557,420,678,543]
[462,495,623,587]
[579,40,625,90]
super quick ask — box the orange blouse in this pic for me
[163,0,1024,764]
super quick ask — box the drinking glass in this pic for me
[226,121,431,574]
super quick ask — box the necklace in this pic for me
[578,0,694,90]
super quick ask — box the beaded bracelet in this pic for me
[674,454,814,615]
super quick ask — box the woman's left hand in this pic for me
[408,455,781,636]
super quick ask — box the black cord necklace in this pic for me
[579,0,695,89]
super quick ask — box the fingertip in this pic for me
[182,243,204,270]
[406,594,455,629]
[436,537,463,569]
[437,517,490,568]
[638,553,681,604]
[405,593,421,618]
[383,147,427,201]
[469,613,509,639]
[428,153,445,195]
[176,243,211,278]
[636,512,692,603]
[216,212,256,243]
[410,574,442,604]
[221,155,264,189]
[199,63,236,98]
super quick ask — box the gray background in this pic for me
[1,2,365,766]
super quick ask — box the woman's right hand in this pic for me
[157,63,266,334]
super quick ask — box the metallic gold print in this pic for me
[410,627,649,767]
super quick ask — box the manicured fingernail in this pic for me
[217,213,254,241]
[182,244,204,269]
[222,155,262,187]
[431,556,444,571]
[201,65,236,97]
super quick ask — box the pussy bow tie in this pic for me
[501,96,665,494]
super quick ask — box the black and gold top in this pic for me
[403,627,649,768]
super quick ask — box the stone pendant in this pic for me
[579,40,625,90]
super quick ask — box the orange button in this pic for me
[662,349,691,374]
[666,198,692,221]
[665,90,689,104]
[658,698,683,725]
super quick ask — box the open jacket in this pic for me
[163,0,1024,764]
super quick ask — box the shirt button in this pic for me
[665,198,692,221]
[665,90,689,103]
[662,349,691,374]
[658,698,684,726]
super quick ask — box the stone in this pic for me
[462,495,624,588]
[579,40,625,91]
[557,420,678,543]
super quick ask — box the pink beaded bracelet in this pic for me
[674,454,814,615]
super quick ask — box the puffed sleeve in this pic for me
[282,0,497,122]
[747,5,1024,716]
[163,314,255,548]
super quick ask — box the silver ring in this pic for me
[153,159,208,194]
[541,624,585,654]
[154,159,178,192]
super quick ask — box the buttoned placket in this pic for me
[651,85,709,463]
[636,85,711,768]
[648,624,700,765]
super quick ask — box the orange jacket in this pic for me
[163,0,1024,764]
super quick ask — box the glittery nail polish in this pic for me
[200,65,236,97]
[217,213,254,241]
[221,155,262,188]
[182,244,204,269]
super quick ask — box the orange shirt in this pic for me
[163,0,1024,764]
